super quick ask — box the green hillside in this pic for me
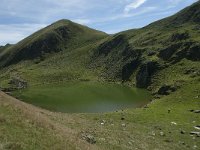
[1,2,200,90]
[0,1,200,150]
[0,20,108,87]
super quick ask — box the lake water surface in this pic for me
[15,82,151,113]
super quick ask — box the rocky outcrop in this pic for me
[136,61,158,88]
[122,59,140,81]
[158,43,182,60]
[170,32,189,42]
[91,34,141,80]
[8,77,28,89]
[157,84,177,95]
[0,77,28,93]
[186,43,200,61]
[159,41,200,63]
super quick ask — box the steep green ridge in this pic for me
[0,19,107,68]
[90,1,200,89]
[0,20,108,87]
[0,44,12,55]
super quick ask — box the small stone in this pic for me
[193,145,197,149]
[180,130,186,134]
[151,131,156,136]
[190,132,200,137]
[121,117,125,120]
[171,122,177,125]
[100,120,106,125]
[81,133,96,144]
[194,126,200,130]
[121,123,126,127]
[160,132,165,136]
[179,141,185,145]
[193,110,200,113]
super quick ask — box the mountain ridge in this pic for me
[0,1,199,90]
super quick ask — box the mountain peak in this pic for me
[0,19,107,67]
[51,19,72,25]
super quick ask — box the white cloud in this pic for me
[124,0,147,13]
[72,19,92,25]
[87,6,157,24]
[0,0,197,44]
[0,24,46,45]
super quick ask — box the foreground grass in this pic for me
[0,75,199,150]
[0,92,97,150]
[53,79,200,150]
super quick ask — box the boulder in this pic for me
[157,84,177,95]
[8,77,28,89]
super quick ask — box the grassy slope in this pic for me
[0,1,200,150]
[0,20,108,87]
[0,59,199,150]
[0,92,98,150]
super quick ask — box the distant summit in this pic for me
[0,19,107,67]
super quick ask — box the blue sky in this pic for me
[0,0,198,45]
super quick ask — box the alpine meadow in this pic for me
[0,1,200,150]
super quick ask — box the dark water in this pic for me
[15,82,151,113]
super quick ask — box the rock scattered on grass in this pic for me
[190,132,200,137]
[121,117,125,120]
[194,126,200,130]
[180,130,186,134]
[160,132,165,136]
[190,110,200,113]
[171,122,177,125]
[81,133,96,144]
[121,123,126,127]
[151,131,156,136]
[179,141,185,145]
[193,145,198,149]
[157,84,178,95]
[100,120,106,125]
